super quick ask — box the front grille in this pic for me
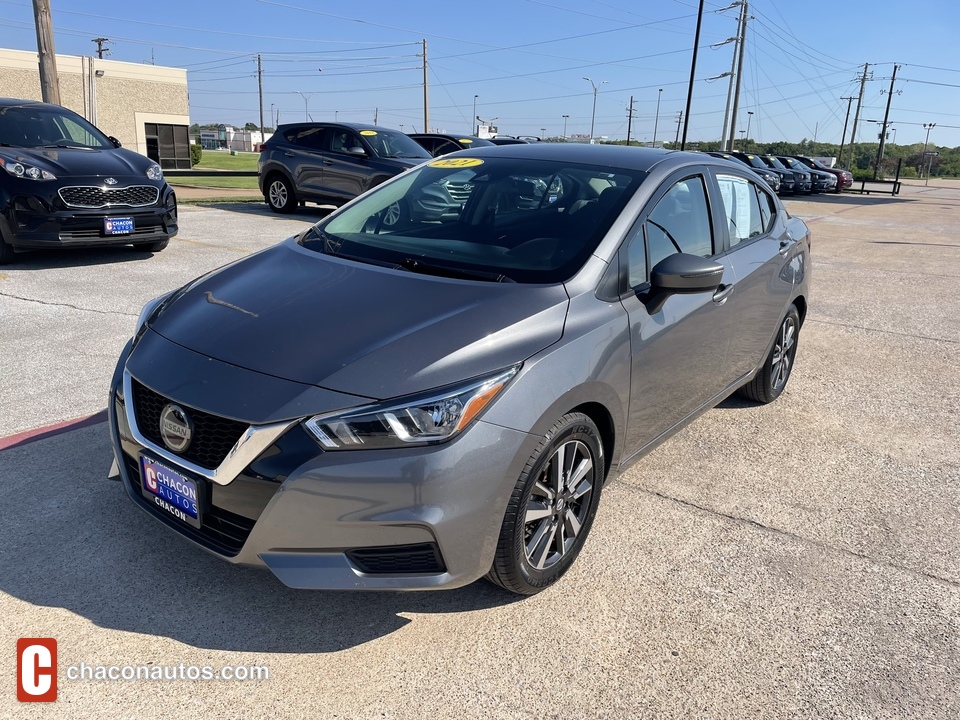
[132,380,248,470]
[59,225,163,240]
[122,452,254,556]
[444,181,473,203]
[346,543,446,574]
[59,185,160,209]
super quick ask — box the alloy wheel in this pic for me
[523,439,595,570]
[771,315,796,391]
[269,180,288,209]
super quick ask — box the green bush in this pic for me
[190,143,203,167]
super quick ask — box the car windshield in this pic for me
[456,137,495,148]
[304,157,644,284]
[739,154,767,169]
[362,130,432,159]
[0,105,112,148]
[764,156,789,170]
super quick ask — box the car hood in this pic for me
[0,146,154,178]
[149,238,569,399]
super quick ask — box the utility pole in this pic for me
[727,0,748,151]
[561,114,569,139]
[920,122,936,179]
[421,39,429,133]
[680,0,706,150]
[257,54,265,145]
[626,95,635,145]
[837,96,855,168]
[873,63,900,180]
[847,63,871,170]
[674,111,683,146]
[92,37,111,59]
[374,107,379,125]
[32,0,60,104]
[653,88,662,147]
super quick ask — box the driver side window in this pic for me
[330,130,363,155]
[625,175,714,288]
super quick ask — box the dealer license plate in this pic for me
[105,217,134,235]
[139,455,201,529]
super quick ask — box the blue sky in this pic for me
[3,0,960,147]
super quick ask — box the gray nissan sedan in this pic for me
[108,144,810,595]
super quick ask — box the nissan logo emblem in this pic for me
[159,404,193,453]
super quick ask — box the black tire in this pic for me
[0,232,14,265]
[133,239,168,253]
[487,412,605,596]
[738,304,800,404]
[265,174,297,214]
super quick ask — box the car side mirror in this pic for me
[643,253,724,314]
[108,136,122,148]
[346,146,367,157]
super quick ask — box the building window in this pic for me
[144,123,191,169]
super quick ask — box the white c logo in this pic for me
[21,645,52,696]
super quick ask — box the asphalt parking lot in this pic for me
[1,182,958,718]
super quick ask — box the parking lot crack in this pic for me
[617,482,960,589]
[0,291,137,317]
[808,317,960,345]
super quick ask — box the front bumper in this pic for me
[107,338,537,590]
[0,183,177,249]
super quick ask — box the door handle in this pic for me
[284,151,295,157]
[323,160,333,166]
[712,284,734,304]
[779,239,793,256]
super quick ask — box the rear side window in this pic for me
[284,127,325,150]
[716,174,762,246]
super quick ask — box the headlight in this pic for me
[146,165,163,180]
[0,156,56,180]
[304,367,519,450]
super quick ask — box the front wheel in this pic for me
[487,412,605,596]
[738,305,800,404]
[266,175,296,214]
[0,231,14,264]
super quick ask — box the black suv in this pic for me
[258,122,432,213]
[407,133,494,156]
[0,98,177,264]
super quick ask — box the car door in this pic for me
[708,169,796,378]
[281,125,328,197]
[321,128,375,203]
[619,170,738,456]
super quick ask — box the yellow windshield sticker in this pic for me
[458,138,473,143]
[360,130,378,136]
[428,157,484,168]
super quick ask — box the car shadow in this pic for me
[193,202,336,221]
[6,245,162,269]
[783,192,908,206]
[0,424,520,653]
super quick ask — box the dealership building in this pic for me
[0,48,191,168]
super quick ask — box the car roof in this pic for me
[0,97,57,109]
[274,121,400,132]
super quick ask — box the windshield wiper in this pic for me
[396,257,515,283]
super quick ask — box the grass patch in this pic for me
[171,175,260,189]
[194,150,260,171]
[179,197,264,206]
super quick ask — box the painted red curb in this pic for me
[0,409,108,452]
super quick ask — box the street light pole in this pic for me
[295,92,314,121]
[738,129,745,150]
[562,114,569,139]
[472,95,478,135]
[920,122,936,179]
[583,76,607,142]
[653,88,662,147]
[540,127,546,139]
[745,111,753,151]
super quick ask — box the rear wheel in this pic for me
[266,175,296,214]
[487,413,605,595]
[738,305,800,404]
